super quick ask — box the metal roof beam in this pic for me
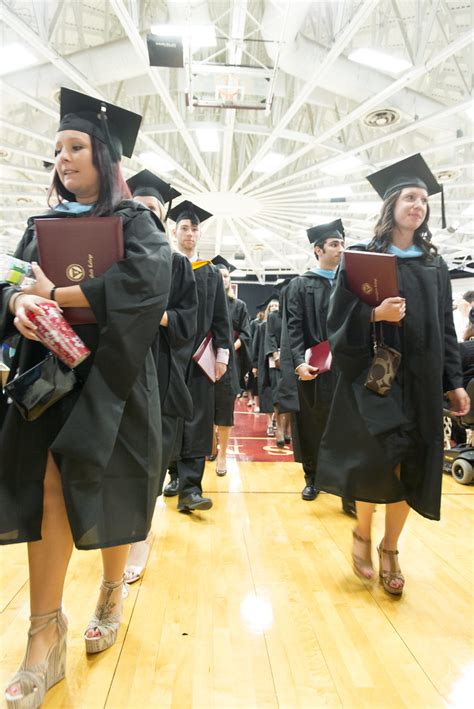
[229,0,381,193]
[110,0,217,192]
[241,27,474,194]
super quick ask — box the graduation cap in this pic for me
[127,170,181,204]
[307,219,345,247]
[211,255,236,273]
[167,200,213,225]
[58,87,142,161]
[273,276,296,292]
[366,153,445,228]
[256,294,279,312]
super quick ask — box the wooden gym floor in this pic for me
[0,411,473,708]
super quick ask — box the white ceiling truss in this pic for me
[0,0,472,281]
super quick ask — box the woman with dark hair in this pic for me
[316,154,469,596]
[1,88,171,707]
[252,297,279,436]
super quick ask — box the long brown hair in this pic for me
[48,134,131,216]
[367,189,438,257]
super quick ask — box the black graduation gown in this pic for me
[0,201,171,548]
[178,262,232,458]
[264,310,284,406]
[154,252,197,490]
[252,321,273,413]
[214,296,252,425]
[247,318,260,395]
[279,272,337,473]
[316,250,463,520]
[229,297,252,395]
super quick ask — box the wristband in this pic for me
[10,291,24,314]
[50,287,57,301]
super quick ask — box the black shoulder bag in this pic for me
[4,353,81,422]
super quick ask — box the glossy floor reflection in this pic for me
[0,441,473,707]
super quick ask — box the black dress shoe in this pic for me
[163,478,179,497]
[301,484,319,501]
[342,497,357,517]
[284,436,291,444]
[207,454,217,462]
[276,439,285,448]
[177,492,213,512]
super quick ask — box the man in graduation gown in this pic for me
[279,219,355,514]
[164,202,232,512]
[211,256,251,475]
[265,279,294,445]
[125,172,198,579]
[128,171,198,487]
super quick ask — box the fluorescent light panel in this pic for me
[322,155,365,176]
[253,152,285,174]
[195,128,219,152]
[138,151,176,174]
[0,42,38,75]
[316,185,353,199]
[348,48,412,74]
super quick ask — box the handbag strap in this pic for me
[370,309,384,352]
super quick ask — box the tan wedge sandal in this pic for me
[84,576,128,654]
[5,608,68,709]
[377,542,405,595]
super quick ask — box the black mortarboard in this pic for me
[127,169,181,205]
[273,276,296,292]
[58,87,142,161]
[167,200,213,225]
[307,219,345,246]
[256,294,279,312]
[211,255,236,273]
[367,153,445,228]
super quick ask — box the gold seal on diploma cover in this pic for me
[362,282,373,296]
[66,264,85,282]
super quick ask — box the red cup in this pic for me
[26,303,91,368]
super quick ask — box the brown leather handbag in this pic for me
[364,322,401,397]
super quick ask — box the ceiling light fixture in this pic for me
[138,151,176,174]
[252,152,285,174]
[321,155,365,176]
[316,185,353,199]
[348,48,412,74]
[0,42,38,76]
[195,128,220,152]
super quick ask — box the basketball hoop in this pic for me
[216,84,243,103]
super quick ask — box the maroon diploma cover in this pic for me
[36,216,124,325]
[344,251,399,306]
[305,339,332,373]
[192,332,216,382]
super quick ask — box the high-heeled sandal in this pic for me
[5,608,67,709]
[352,529,374,580]
[124,534,153,584]
[377,543,405,595]
[84,576,128,654]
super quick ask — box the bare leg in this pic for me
[7,453,73,695]
[85,544,129,639]
[378,500,410,592]
[352,501,376,579]
[124,531,154,583]
[216,425,231,473]
[210,426,218,458]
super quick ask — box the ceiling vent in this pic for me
[16,197,33,205]
[435,169,460,183]
[52,88,61,105]
[363,109,400,128]
[0,149,11,160]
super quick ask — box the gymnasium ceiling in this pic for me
[0,0,473,281]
